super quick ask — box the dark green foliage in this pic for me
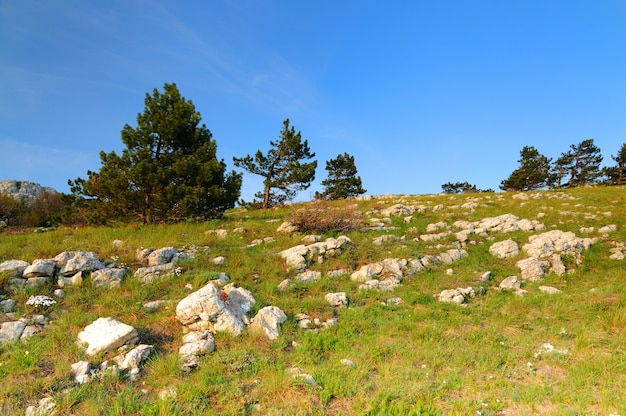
[553,139,603,188]
[317,152,366,200]
[69,83,242,223]
[603,142,626,185]
[500,146,555,191]
[440,181,491,194]
[233,118,317,208]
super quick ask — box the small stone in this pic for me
[340,358,356,368]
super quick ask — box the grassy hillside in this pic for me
[1,186,625,415]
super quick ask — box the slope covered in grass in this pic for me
[1,186,625,415]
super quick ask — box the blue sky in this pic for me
[1,1,625,201]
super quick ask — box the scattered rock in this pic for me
[538,286,562,295]
[77,317,139,356]
[92,268,127,288]
[0,259,30,277]
[213,256,227,265]
[516,257,550,281]
[71,360,92,384]
[54,251,105,276]
[285,367,318,386]
[340,358,356,368]
[325,292,348,308]
[0,320,26,343]
[175,283,255,336]
[436,287,475,304]
[249,306,287,340]
[489,239,519,258]
[179,330,215,371]
[24,397,56,416]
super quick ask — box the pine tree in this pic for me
[233,119,317,208]
[318,152,366,199]
[553,139,603,188]
[70,83,242,223]
[500,146,554,191]
[603,143,626,185]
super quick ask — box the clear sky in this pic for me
[1,0,625,201]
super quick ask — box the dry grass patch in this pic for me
[288,200,363,233]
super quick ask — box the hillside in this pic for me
[1,186,625,415]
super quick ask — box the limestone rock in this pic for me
[489,239,519,259]
[23,259,56,278]
[175,283,255,336]
[539,286,562,295]
[92,268,127,288]
[325,292,348,308]
[146,247,179,266]
[0,260,30,277]
[179,330,215,371]
[71,361,91,384]
[0,320,26,343]
[522,230,594,258]
[134,263,177,283]
[249,306,287,340]
[77,317,138,356]
[499,275,522,290]
[24,397,56,416]
[119,344,153,370]
[54,251,105,276]
[277,221,298,233]
[516,257,550,281]
[436,287,475,304]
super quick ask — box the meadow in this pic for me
[1,186,625,415]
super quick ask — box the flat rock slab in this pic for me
[77,317,138,356]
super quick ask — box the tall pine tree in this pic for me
[70,83,242,223]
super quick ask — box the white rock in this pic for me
[92,268,127,288]
[0,320,26,343]
[325,292,348,307]
[516,257,550,281]
[120,344,153,370]
[489,239,519,258]
[71,361,91,384]
[213,256,227,265]
[146,247,179,266]
[23,259,56,278]
[54,251,105,276]
[0,260,30,277]
[539,286,562,295]
[77,317,138,356]
[249,306,287,340]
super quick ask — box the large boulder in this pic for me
[249,306,287,340]
[77,317,139,356]
[516,257,550,281]
[0,260,30,278]
[175,283,255,336]
[54,251,105,276]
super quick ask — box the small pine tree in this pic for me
[500,146,554,191]
[233,119,317,208]
[318,152,366,199]
[603,143,626,185]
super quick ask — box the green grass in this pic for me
[1,186,626,414]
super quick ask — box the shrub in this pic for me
[288,201,363,233]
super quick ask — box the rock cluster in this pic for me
[74,317,152,384]
[280,236,352,271]
[175,281,286,370]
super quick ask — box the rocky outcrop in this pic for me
[175,283,255,335]
[0,180,56,204]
